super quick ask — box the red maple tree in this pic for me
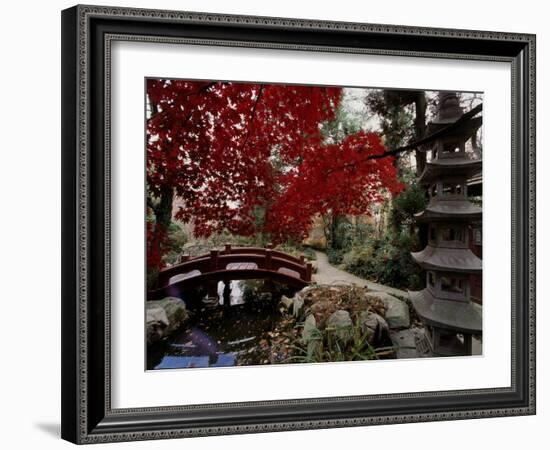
[146,79,402,274]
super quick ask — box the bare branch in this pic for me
[326,103,483,175]
[239,84,265,152]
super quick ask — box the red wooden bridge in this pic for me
[148,244,312,300]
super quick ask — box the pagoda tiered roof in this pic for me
[409,289,482,333]
[408,92,484,355]
[418,157,482,185]
[425,116,482,138]
[424,92,482,137]
[414,199,482,222]
[411,245,482,273]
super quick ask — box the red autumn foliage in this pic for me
[146,79,402,266]
[265,131,402,242]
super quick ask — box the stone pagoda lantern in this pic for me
[409,92,482,356]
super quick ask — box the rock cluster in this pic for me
[280,284,413,355]
[146,296,189,345]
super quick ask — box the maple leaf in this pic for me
[146,80,402,271]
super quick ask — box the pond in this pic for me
[147,280,297,370]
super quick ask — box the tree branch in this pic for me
[326,103,483,175]
[239,84,265,152]
[147,81,219,125]
[371,102,482,159]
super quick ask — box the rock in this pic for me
[292,296,304,317]
[327,310,353,343]
[157,297,189,331]
[279,294,304,317]
[146,307,169,345]
[358,311,389,345]
[390,329,418,359]
[302,314,321,358]
[384,298,410,329]
[309,299,338,327]
[297,284,321,297]
[302,314,318,343]
[310,261,318,274]
[147,306,169,327]
[146,297,189,345]
[280,295,294,310]
[364,292,410,329]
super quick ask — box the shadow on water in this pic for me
[147,280,297,370]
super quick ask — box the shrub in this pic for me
[345,232,424,290]
[275,242,317,261]
[302,247,317,261]
[162,222,188,266]
[332,218,354,251]
[340,180,427,291]
[389,183,427,231]
[327,248,345,265]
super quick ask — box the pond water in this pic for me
[147,280,295,370]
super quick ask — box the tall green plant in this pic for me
[286,318,395,363]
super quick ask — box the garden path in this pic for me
[312,251,408,298]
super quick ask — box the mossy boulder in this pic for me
[364,292,410,329]
[146,297,189,345]
[326,310,353,343]
[358,310,390,345]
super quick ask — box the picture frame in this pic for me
[61,4,536,444]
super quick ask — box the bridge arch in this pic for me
[148,244,312,300]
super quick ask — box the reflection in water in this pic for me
[217,280,245,306]
[148,280,294,370]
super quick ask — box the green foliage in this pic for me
[326,216,374,265]
[330,178,427,289]
[240,280,288,304]
[286,317,395,363]
[147,267,159,292]
[389,183,427,231]
[197,230,261,249]
[353,220,375,247]
[320,102,363,144]
[327,248,345,265]
[162,222,188,265]
[365,90,416,149]
[332,217,354,250]
[345,231,424,290]
[275,242,317,261]
[301,247,317,261]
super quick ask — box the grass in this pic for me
[285,317,395,363]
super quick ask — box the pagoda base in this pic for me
[409,289,481,357]
[424,326,473,357]
[409,289,482,333]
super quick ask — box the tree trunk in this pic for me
[414,93,427,175]
[413,93,428,249]
[155,187,174,231]
[148,187,174,289]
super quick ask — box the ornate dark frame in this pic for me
[61,4,536,444]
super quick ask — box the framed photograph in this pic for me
[61,4,536,444]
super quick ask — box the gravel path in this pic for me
[312,251,482,356]
[312,251,407,298]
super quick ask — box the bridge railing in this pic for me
[156,244,312,288]
[184,243,306,265]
